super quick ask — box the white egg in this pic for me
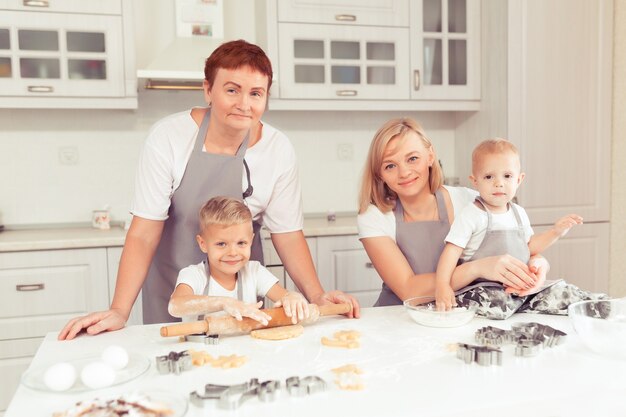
[80,361,116,389]
[43,362,77,392]
[101,345,129,370]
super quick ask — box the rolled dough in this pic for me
[250,324,304,340]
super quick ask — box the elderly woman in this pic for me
[59,40,359,340]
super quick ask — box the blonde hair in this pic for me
[358,118,443,214]
[199,196,252,232]
[472,138,520,173]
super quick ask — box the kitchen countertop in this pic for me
[6,307,626,417]
[0,215,358,253]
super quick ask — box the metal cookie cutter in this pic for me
[474,322,567,358]
[286,376,327,397]
[156,350,193,375]
[456,343,503,366]
[184,333,219,345]
[190,378,282,410]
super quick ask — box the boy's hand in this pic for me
[553,214,583,236]
[222,299,271,325]
[274,292,309,324]
[435,283,457,312]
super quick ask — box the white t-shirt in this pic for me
[175,260,278,302]
[445,202,534,261]
[357,186,478,241]
[130,110,303,233]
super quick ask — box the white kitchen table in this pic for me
[5,306,626,417]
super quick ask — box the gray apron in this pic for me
[197,260,244,320]
[142,109,264,324]
[374,189,450,306]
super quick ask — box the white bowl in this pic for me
[403,297,477,328]
[568,298,626,359]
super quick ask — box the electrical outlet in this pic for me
[58,146,79,165]
[337,143,353,161]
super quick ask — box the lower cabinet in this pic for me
[106,247,143,326]
[0,248,109,413]
[532,222,610,294]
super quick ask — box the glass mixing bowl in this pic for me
[568,298,626,359]
[403,296,478,328]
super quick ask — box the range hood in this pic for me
[136,37,224,89]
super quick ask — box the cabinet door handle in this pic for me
[27,86,54,93]
[335,14,356,22]
[23,0,49,7]
[16,283,45,291]
[336,90,357,97]
[365,262,374,269]
[413,70,421,91]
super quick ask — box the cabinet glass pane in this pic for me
[423,39,442,85]
[366,42,394,61]
[367,66,395,85]
[18,30,58,51]
[68,59,106,79]
[423,0,442,32]
[448,39,467,85]
[294,64,324,83]
[448,0,467,33]
[0,57,10,77]
[0,29,9,49]
[331,41,359,59]
[294,40,324,59]
[67,32,105,53]
[20,58,60,78]
[331,66,360,84]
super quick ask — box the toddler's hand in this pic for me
[222,299,271,325]
[553,214,583,237]
[435,283,457,312]
[274,292,309,324]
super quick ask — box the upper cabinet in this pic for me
[263,0,480,110]
[0,0,137,109]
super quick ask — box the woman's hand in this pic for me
[506,256,549,296]
[435,283,457,311]
[57,308,127,341]
[274,292,309,324]
[221,299,271,325]
[473,254,537,291]
[312,290,361,319]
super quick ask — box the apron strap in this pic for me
[434,188,449,223]
[508,202,525,230]
[474,197,493,230]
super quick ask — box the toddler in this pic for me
[168,196,309,324]
[435,139,582,311]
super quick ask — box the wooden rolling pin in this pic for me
[160,303,352,337]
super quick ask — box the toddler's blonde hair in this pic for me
[199,196,252,232]
[472,138,520,172]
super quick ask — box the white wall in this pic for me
[0,89,457,226]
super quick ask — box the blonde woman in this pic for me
[357,118,543,307]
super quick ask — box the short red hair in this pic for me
[204,39,273,91]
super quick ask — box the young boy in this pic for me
[435,138,582,311]
[168,196,309,324]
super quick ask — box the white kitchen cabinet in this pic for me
[533,223,609,294]
[316,235,381,308]
[106,247,143,326]
[0,248,109,413]
[0,0,136,108]
[454,0,612,292]
[409,0,481,100]
[277,0,409,27]
[262,235,317,293]
[277,24,410,100]
[262,0,480,110]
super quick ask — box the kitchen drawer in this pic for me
[0,248,109,339]
[0,0,121,14]
[0,337,42,360]
[0,356,32,412]
[334,249,381,292]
